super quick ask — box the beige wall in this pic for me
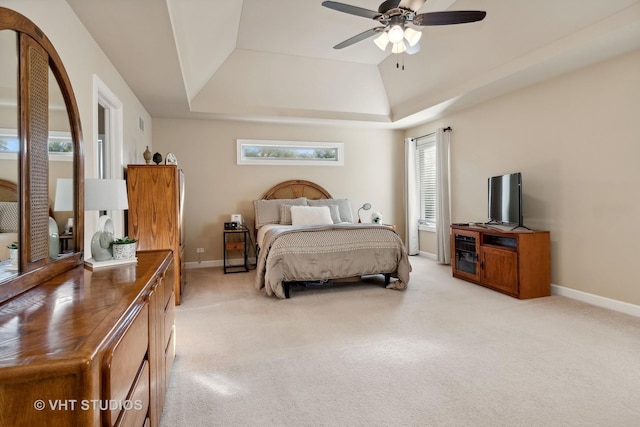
[1,0,153,254]
[152,119,405,263]
[407,49,640,305]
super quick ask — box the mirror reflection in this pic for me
[48,67,74,260]
[0,30,19,282]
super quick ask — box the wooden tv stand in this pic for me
[451,225,551,299]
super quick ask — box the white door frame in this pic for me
[92,75,125,237]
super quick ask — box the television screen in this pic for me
[488,172,522,226]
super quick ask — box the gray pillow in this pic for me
[279,204,294,225]
[254,197,307,228]
[308,199,353,223]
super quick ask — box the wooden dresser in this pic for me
[126,165,185,305]
[0,250,176,427]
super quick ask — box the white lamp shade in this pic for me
[85,179,129,211]
[53,178,73,212]
[388,25,404,44]
[405,40,421,55]
[391,42,407,54]
[373,31,389,51]
[403,27,422,47]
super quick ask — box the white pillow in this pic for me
[290,206,333,226]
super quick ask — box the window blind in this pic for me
[416,136,436,227]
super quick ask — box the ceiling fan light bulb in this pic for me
[388,25,404,44]
[391,42,406,54]
[404,27,422,47]
[374,32,389,51]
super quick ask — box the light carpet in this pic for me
[160,256,640,427]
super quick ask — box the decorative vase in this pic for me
[153,152,162,165]
[113,242,137,260]
[9,248,18,266]
[143,146,152,164]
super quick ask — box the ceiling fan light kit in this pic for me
[387,24,405,43]
[322,0,486,69]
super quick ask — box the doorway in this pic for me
[93,75,125,237]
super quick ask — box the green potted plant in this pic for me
[112,236,137,260]
[7,242,18,266]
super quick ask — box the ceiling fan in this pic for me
[322,0,486,57]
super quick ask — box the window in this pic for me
[416,135,436,230]
[237,139,344,166]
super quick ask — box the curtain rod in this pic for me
[414,126,452,141]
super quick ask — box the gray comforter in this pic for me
[255,224,411,298]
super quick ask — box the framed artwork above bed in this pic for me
[237,139,344,166]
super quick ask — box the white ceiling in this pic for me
[66,0,640,129]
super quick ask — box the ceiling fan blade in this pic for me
[413,10,487,26]
[378,0,401,13]
[398,0,426,12]
[333,27,383,49]
[322,1,380,20]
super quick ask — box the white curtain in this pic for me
[404,138,419,255]
[435,128,451,264]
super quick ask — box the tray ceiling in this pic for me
[67,0,640,128]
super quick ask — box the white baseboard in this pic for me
[418,251,436,260]
[186,257,256,270]
[185,260,220,269]
[552,284,640,318]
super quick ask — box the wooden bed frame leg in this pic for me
[384,273,391,286]
[283,282,290,299]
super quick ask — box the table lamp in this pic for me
[85,179,129,262]
[358,203,371,223]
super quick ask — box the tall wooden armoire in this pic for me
[127,164,185,304]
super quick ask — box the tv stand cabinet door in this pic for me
[451,228,481,283]
[481,246,518,296]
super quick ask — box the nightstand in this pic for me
[223,227,249,273]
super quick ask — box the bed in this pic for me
[0,179,19,262]
[254,180,410,298]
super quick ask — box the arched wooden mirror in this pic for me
[0,8,84,302]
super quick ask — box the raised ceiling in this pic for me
[67,0,640,129]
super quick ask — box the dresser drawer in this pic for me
[115,360,150,427]
[102,303,149,426]
[225,242,245,251]
[161,271,173,309]
[164,291,175,346]
[165,326,176,380]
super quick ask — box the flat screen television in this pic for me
[488,172,523,228]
